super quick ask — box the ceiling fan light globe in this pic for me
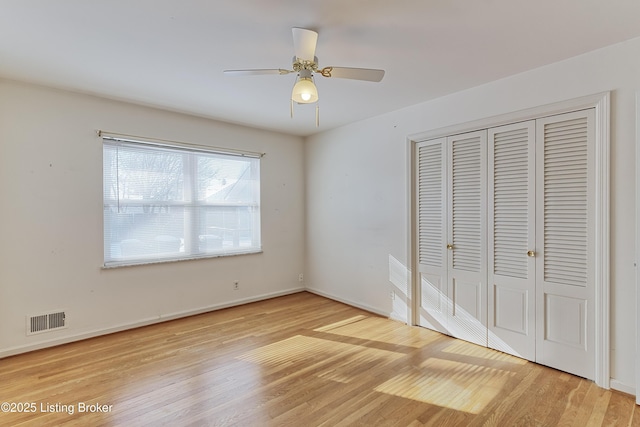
[292,78,318,104]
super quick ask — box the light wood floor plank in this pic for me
[0,292,636,426]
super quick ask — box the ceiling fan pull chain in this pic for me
[316,103,319,127]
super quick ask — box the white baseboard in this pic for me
[0,287,305,359]
[610,379,635,396]
[305,287,389,318]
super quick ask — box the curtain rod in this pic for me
[96,130,265,158]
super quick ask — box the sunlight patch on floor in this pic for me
[374,357,515,414]
[314,316,433,348]
[441,340,527,365]
[314,316,368,333]
[236,335,404,382]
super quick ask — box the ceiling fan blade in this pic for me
[223,69,292,76]
[292,28,318,61]
[318,67,385,82]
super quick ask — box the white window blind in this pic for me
[103,139,261,267]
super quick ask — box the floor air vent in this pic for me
[27,311,66,335]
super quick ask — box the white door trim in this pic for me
[406,92,610,389]
[635,91,640,404]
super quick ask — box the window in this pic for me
[103,137,261,267]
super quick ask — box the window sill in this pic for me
[102,249,263,269]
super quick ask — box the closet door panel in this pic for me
[416,139,449,334]
[535,110,595,380]
[447,131,487,347]
[488,121,536,360]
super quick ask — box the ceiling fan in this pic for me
[224,28,385,126]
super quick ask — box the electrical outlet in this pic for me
[234,280,239,290]
[390,291,395,300]
[298,273,304,282]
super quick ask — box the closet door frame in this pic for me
[407,91,610,389]
[634,91,640,405]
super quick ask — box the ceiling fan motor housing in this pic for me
[292,56,318,73]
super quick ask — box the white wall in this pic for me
[305,36,640,391]
[0,80,305,357]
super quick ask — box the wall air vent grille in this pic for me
[27,311,66,335]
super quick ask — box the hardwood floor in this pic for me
[1,291,638,426]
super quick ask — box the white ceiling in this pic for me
[2,1,640,136]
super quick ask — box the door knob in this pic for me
[447,244,454,250]
[527,250,535,257]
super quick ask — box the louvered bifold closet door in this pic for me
[535,110,595,380]
[416,138,449,334]
[447,130,487,347]
[487,121,536,361]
